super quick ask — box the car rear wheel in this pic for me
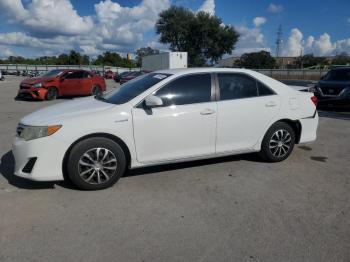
[92,85,102,96]
[67,137,126,190]
[45,87,58,100]
[259,122,295,162]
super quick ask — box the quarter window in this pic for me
[155,74,212,106]
[257,81,275,96]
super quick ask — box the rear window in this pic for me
[325,69,350,81]
[42,70,64,77]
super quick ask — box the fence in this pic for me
[0,64,139,74]
[255,69,328,80]
[0,64,329,80]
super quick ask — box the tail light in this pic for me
[311,96,318,106]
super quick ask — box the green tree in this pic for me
[93,51,136,68]
[156,6,239,66]
[332,53,350,65]
[294,54,329,69]
[135,47,159,67]
[57,54,69,65]
[235,51,276,69]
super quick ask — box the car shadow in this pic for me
[318,110,350,121]
[14,94,92,102]
[0,150,264,190]
[125,153,264,177]
[0,151,75,190]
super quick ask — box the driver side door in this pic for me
[132,73,217,164]
[60,71,84,96]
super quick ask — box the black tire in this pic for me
[45,87,58,100]
[92,85,102,96]
[259,122,295,162]
[67,137,126,190]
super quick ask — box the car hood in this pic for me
[20,96,116,126]
[21,76,56,85]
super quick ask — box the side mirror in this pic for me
[60,77,65,82]
[144,95,163,108]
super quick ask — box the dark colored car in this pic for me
[314,67,350,107]
[113,71,132,83]
[17,69,106,100]
[120,71,146,85]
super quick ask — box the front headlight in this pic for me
[18,124,62,141]
[33,83,43,88]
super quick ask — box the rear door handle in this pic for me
[200,109,215,115]
[265,101,277,107]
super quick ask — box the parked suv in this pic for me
[314,67,350,107]
[17,69,106,100]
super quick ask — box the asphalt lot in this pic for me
[0,75,349,262]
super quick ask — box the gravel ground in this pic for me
[0,75,349,262]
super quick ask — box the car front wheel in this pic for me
[45,87,58,100]
[92,85,102,96]
[67,137,126,190]
[259,122,295,162]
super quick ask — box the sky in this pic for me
[0,0,349,59]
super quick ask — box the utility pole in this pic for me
[275,25,283,58]
[275,25,283,69]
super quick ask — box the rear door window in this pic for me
[218,73,258,100]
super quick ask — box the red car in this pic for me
[104,70,115,79]
[17,69,106,100]
[120,71,146,84]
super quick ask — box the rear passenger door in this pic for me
[215,73,280,153]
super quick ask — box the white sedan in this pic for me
[12,68,318,190]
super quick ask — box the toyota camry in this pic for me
[12,68,318,190]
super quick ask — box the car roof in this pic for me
[331,67,350,71]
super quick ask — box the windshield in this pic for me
[42,69,64,77]
[98,73,171,104]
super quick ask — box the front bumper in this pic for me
[12,135,70,181]
[17,87,47,100]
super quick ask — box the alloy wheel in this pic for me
[269,129,292,158]
[78,147,118,184]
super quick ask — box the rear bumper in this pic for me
[315,88,350,106]
[299,111,319,143]
[316,96,350,107]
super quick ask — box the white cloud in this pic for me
[0,0,93,36]
[305,36,314,49]
[198,0,215,15]
[0,47,14,58]
[233,25,270,55]
[0,0,171,56]
[253,17,266,27]
[267,3,283,13]
[313,33,336,56]
[94,0,170,46]
[283,28,350,56]
[284,28,303,56]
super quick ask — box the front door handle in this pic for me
[200,109,215,115]
[265,101,277,107]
